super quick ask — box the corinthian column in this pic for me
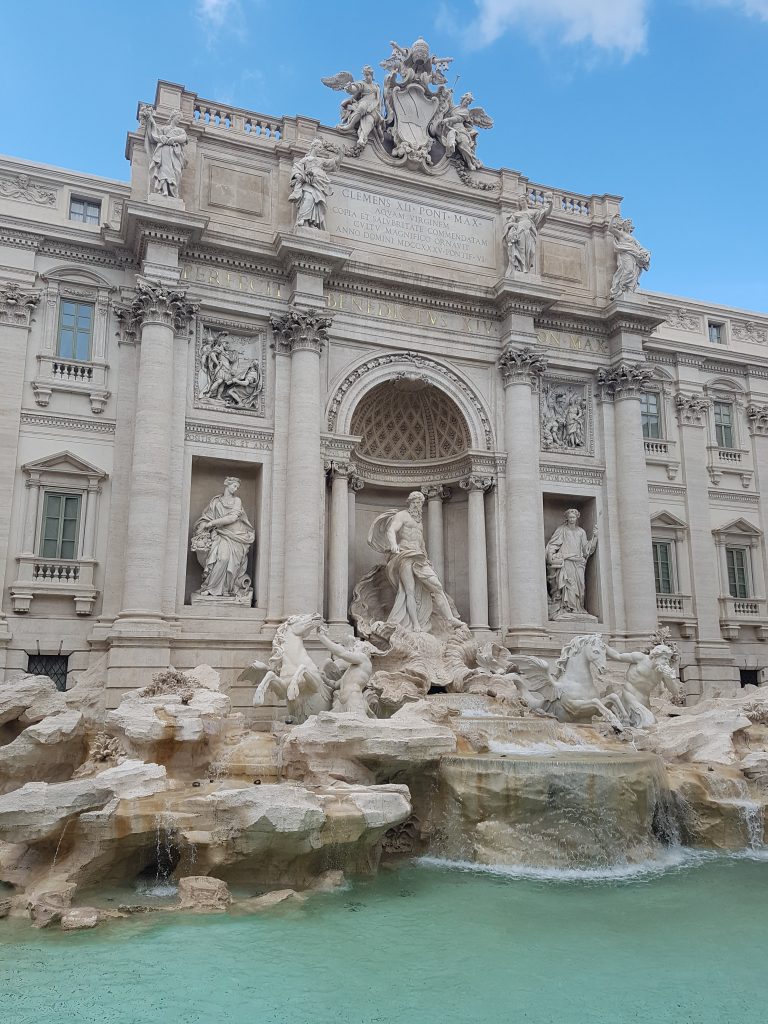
[117,280,197,625]
[498,345,549,639]
[421,484,450,583]
[326,459,352,625]
[270,307,333,615]
[0,282,39,653]
[460,475,493,631]
[597,362,658,640]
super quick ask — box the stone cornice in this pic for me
[492,276,561,318]
[325,276,498,321]
[20,410,116,434]
[534,313,610,338]
[184,246,286,280]
[270,305,333,355]
[104,200,209,265]
[498,344,548,388]
[273,231,351,280]
[0,280,40,326]
[600,297,666,336]
[185,419,273,450]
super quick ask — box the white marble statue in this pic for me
[190,477,255,602]
[321,66,383,150]
[289,139,343,230]
[516,634,629,731]
[432,91,493,172]
[365,491,462,634]
[503,194,553,273]
[545,509,598,620]
[606,643,683,728]
[317,627,376,717]
[139,106,188,199]
[249,613,335,722]
[608,214,650,300]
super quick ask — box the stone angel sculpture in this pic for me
[321,66,383,150]
[609,214,651,300]
[139,106,188,199]
[503,193,553,273]
[432,91,493,172]
[289,139,343,230]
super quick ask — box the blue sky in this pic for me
[2,1,766,311]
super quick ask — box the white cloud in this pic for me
[197,0,240,29]
[698,0,768,19]
[467,0,650,56]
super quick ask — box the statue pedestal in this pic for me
[191,591,253,608]
[146,194,186,212]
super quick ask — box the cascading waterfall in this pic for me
[704,774,765,850]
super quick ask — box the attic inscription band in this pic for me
[328,185,496,268]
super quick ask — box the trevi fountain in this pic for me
[1,36,768,1024]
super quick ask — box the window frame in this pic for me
[652,539,676,594]
[641,390,663,440]
[708,321,726,346]
[38,490,83,561]
[713,400,735,450]
[68,195,101,225]
[56,298,95,362]
[725,545,751,599]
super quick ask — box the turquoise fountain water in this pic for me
[3,855,767,1024]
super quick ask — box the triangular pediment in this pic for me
[651,510,688,530]
[713,517,762,538]
[22,451,107,479]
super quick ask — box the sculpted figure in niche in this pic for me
[606,643,683,728]
[545,509,598,619]
[289,139,343,230]
[191,477,255,601]
[609,214,650,300]
[321,66,383,150]
[503,194,553,274]
[369,491,463,633]
[139,106,188,199]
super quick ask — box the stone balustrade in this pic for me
[10,555,97,615]
[191,101,282,139]
[32,354,110,414]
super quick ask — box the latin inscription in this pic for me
[325,291,497,337]
[535,330,608,355]
[180,262,282,298]
[327,186,497,269]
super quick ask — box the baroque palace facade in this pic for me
[1,45,768,707]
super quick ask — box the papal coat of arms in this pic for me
[322,37,493,181]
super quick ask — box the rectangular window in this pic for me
[708,321,725,345]
[56,300,94,361]
[714,401,735,449]
[726,547,750,599]
[69,196,101,224]
[641,391,661,439]
[740,669,759,688]
[652,541,674,594]
[27,654,69,692]
[39,492,81,560]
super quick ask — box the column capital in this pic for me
[348,473,365,493]
[460,474,494,493]
[421,484,451,501]
[747,403,768,436]
[596,361,655,402]
[324,458,353,480]
[0,280,40,327]
[498,345,548,389]
[116,278,197,338]
[270,306,333,355]
[675,391,710,427]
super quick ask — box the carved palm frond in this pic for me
[321,71,354,91]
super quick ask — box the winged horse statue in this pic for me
[515,633,630,732]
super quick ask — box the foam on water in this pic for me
[415,847,719,883]
[487,738,608,756]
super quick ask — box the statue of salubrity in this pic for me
[545,508,598,620]
[190,476,256,604]
[139,105,188,199]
